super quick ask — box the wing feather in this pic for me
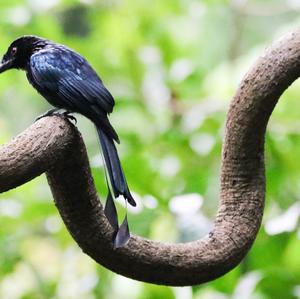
[29,48,115,114]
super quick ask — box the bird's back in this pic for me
[26,45,118,140]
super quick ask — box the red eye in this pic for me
[11,47,17,55]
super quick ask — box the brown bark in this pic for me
[1,28,300,286]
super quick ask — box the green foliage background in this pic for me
[0,0,300,298]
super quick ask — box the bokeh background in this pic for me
[0,0,300,298]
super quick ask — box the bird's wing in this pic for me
[29,48,115,114]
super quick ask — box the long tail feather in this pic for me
[104,190,119,231]
[114,215,130,248]
[96,127,136,206]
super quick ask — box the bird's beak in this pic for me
[0,59,14,73]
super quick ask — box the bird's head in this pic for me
[0,35,47,73]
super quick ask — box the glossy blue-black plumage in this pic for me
[0,36,136,248]
[27,44,118,141]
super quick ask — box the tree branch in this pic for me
[1,28,300,286]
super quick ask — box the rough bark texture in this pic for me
[1,28,300,286]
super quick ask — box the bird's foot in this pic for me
[35,109,77,124]
[35,108,60,122]
[62,111,77,124]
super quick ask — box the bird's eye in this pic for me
[11,47,17,55]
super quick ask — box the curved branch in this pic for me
[1,28,300,286]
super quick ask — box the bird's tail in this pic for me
[96,127,136,207]
[97,126,135,248]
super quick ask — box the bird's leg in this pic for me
[62,111,77,124]
[35,109,77,124]
[35,108,61,121]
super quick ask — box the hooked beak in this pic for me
[0,59,14,73]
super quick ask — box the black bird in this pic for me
[0,35,136,248]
